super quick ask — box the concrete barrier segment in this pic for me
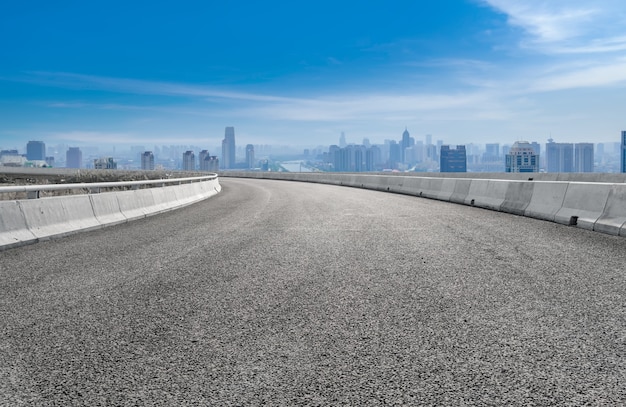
[554,183,611,230]
[397,176,424,196]
[524,182,568,222]
[0,201,37,249]
[464,179,507,211]
[436,178,457,201]
[150,187,180,213]
[90,193,127,225]
[62,195,102,232]
[117,188,157,220]
[19,195,98,240]
[449,179,471,204]
[500,181,535,216]
[594,184,626,236]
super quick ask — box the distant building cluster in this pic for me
[2,128,626,174]
[309,129,625,174]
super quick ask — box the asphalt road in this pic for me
[1,178,625,406]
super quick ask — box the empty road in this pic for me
[2,178,625,405]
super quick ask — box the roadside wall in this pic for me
[0,178,221,250]
[221,172,626,237]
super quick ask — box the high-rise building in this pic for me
[621,131,626,173]
[400,128,411,163]
[245,144,255,169]
[182,150,195,171]
[546,140,574,172]
[365,145,381,171]
[339,132,347,148]
[388,141,401,169]
[200,154,219,172]
[66,147,82,168]
[26,141,46,161]
[141,151,155,170]
[505,141,539,173]
[183,150,196,171]
[199,150,210,169]
[221,127,236,169]
[574,143,594,172]
[440,145,467,172]
[94,157,117,169]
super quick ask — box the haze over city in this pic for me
[1,0,626,150]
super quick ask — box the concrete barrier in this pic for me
[62,194,103,232]
[554,183,612,230]
[220,172,626,238]
[90,193,127,225]
[594,184,626,236]
[449,179,471,204]
[464,180,507,211]
[20,195,100,240]
[1,178,221,250]
[0,201,37,248]
[117,188,156,220]
[524,182,568,222]
[500,181,535,216]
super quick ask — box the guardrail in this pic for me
[221,172,626,237]
[0,174,218,199]
[0,174,221,250]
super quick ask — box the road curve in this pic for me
[1,178,625,405]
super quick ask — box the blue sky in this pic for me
[1,0,626,150]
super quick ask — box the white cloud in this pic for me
[481,0,626,53]
[529,58,626,91]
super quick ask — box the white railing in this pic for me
[0,174,218,199]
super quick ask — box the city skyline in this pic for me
[1,1,626,148]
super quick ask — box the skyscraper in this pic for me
[339,132,347,148]
[440,145,467,172]
[141,151,155,170]
[66,147,82,168]
[505,141,539,172]
[400,128,411,163]
[221,127,236,169]
[26,141,46,161]
[574,143,594,172]
[621,131,626,173]
[546,140,574,172]
[182,150,195,171]
[245,144,255,169]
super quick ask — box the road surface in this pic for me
[1,178,625,405]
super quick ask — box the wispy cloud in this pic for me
[15,71,505,124]
[529,57,626,91]
[17,71,297,103]
[481,0,626,54]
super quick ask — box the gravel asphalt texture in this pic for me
[1,178,626,405]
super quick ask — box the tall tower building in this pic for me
[621,131,626,173]
[245,144,255,169]
[339,132,347,148]
[546,140,574,172]
[182,150,195,171]
[574,143,594,172]
[505,141,539,172]
[141,151,155,170]
[440,145,467,172]
[66,147,82,168]
[400,128,411,163]
[221,127,236,169]
[26,141,46,161]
